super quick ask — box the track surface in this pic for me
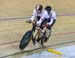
[0,0,75,58]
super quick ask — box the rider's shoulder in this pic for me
[43,9,47,12]
[51,10,56,14]
[42,10,48,14]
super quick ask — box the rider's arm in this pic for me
[47,11,56,25]
[37,10,49,25]
[26,9,36,23]
[31,9,36,22]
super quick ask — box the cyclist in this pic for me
[44,5,56,42]
[36,6,56,46]
[30,4,43,24]
[30,4,44,46]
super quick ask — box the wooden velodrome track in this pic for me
[0,0,75,58]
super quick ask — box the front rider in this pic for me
[30,4,44,46]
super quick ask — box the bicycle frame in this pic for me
[32,24,47,41]
[19,21,50,50]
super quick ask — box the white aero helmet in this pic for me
[35,4,43,13]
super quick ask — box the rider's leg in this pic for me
[37,29,42,42]
[32,16,42,46]
[37,27,46,42]
[32,23,39,45]
[32,25,41,46]
[32,17,40,45]
[37,20,46,42]
[32,30,41,47]
[45,28,51,42]
[45,20,56,42]
[38,19,49,46]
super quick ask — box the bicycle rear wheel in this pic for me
[41,29,52,46]
[41,31,46,46]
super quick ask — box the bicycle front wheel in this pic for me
[19,30,32,50]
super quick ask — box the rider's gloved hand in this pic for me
[36,19,42,26]
[36,21,41,26]
[46,24,49,27]
[46,23,52,28]
[31,21,36,25]
[43,23,49,27]
[26,20,31,23]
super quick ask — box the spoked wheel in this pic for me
[19,30,33,50]
[41,31,47,46]
[41,29,52,46]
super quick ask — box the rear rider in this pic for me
[36,6,56,46]
[44,6,56,42]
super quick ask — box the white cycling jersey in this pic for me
[31,9,41,21]
[47,10,56,25]
[31,9,49,21]
[37,10,56,25]
[31,9,56,25]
